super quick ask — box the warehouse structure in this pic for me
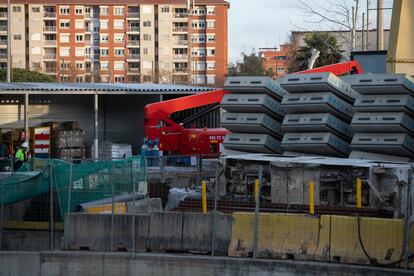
[0,83,216,156]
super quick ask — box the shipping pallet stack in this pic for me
[279,72,359,158]
[221,76,287,154]
[50,121,86,161]
[343,74,414,161]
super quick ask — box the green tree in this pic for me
[238,52,273,77]
[288,32,343,73]
[0,68,56,82]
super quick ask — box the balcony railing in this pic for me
[44,12,57,18]
[128,67,140,72]
[174,13,188,18]
[43,26,57,32]
[0,12,7,18]
[0,26,7,31]
[173,68,188,73]
[173,27,188,32]
[127,27,140,32]
[174,40,188,46]
[43,54,57,60]
[0,54,7,59]
[126,54,140,60]
[44,40,57,45]
[127,40,140,46]
[127,12,140,18]
[45,67,56,73]
[173,54,188,60]
[0,40,7,45]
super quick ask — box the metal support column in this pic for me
[94,93,99,160]
[24,93,29,141]
[6,0,11,83]
[377,0,384,50]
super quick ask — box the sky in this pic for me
[227,0,394,63]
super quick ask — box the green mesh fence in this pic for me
[0,157,146,222]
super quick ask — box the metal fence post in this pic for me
[111,161,115,252]
[49,162,54,250]
[0,170,5,251]
[65,163,73,250]
[403,164,413,270]
[131,160,136,259]
[211,162,219,256]
[252,165,263,259]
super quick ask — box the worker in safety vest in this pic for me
[14,141,28,171]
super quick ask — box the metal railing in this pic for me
[127,40,140,46]
[126,54,140,60]
[173,27,188,32]
[173,54,188,60]
[127,27,140,32]
[127,12,140,18]
[43,54,57,60]
[43,12,57,18]
[0,40,7,45]
[174,40,188,46]
[0,12,7,18]
[44,40,57,46]
[43,26,57,32]
[0,26,7,31]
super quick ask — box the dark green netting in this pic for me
[0,157,146,222]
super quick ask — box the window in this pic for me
[207,49,215,56]
[195,75,205,84]
[207,62,215,70]
[196,62,206,70]
[85,7,91,14]
[13,34,22,40]
[75,34,84,42]
[143,75,152,82]
[143,48,149,55]
[61,62,70,69]
[207,21,215,29]
[75,20,84,29]
[76,76,84,83]
[76,62,84,69]
[192,21,206,29]
[207,75,215,84]
[75,47,85,57]
[192,48,206,57]
[161,6,169,13]
[114,6,124,16]
[75,6,83,15]
[31,6,40,13]
[100,49,109,56]
[100,20,108,29]
[114,49,124,56]
[100,7,108,15]
[114,34,124,42]
[207,7,215,15]
[100,34,109,42]
[60,20,70,28]
[60,33,70,43]
[60,48,70,57]
[207,35,215,42]
[114,76,125,83]
[60,6,70,15]
[114,61,124,70]
[276,56,287,60]
[114,20,124,29]
[143,20,151,27]
[277,67,285,72]
[143,34,151,41]
[100,61,109,70]
[12,6,21,12]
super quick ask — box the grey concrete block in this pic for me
[126,198,163,214]
[147,212,183,251]
[182,213,233,254]
[1,230,63,251]
[64,213,149,252]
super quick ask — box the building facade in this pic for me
[0,0,229,85]
[259,44,290,78]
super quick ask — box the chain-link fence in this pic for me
[1,156,413,271]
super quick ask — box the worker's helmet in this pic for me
[21,141,29,148]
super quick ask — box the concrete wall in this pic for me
[0,251,410,276]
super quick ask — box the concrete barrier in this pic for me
[228,213,319,259]
[316,215,405,265]
[182,212,232,254]
[147,212,183,252]
[64,213,149,251]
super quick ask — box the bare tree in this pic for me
[297,0,360,52]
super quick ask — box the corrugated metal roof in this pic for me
[0,82,218,94]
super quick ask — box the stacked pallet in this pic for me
[50,121,86,161]
[279,73,358,157]
[220,76,287,154]
[344,74,414,160]
[91,141,133,160]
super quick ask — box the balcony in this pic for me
[44,40,57,46]
[173,54,188,60]
[45,67,56,73]
[173,68,188,74]
[43,54,57,60]
[173,27,188,32]
[0,12,7,18]
[127,40,140,47]
[126,54,140,60]
[174,40,188,46]
[43,26,57,32]
[0,40,7,45]
[127,12,140,19]
[127,67,140,73]
[0,54,7,59]
[43,12,57,18]
[0,26,7,32]
[127,26,140,32]
[85,26,92,32]
[174,13,188,18]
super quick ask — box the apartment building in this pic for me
[259,44,290,78]
[0,0,229,85]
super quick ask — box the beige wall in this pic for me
[10,4,26,68]
[139,4,155,83]
[28,4,43,71]
[157,4,173,84]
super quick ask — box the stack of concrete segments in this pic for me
[221,76,287,154]
[279,72,358,157]
[344,74,414,160]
